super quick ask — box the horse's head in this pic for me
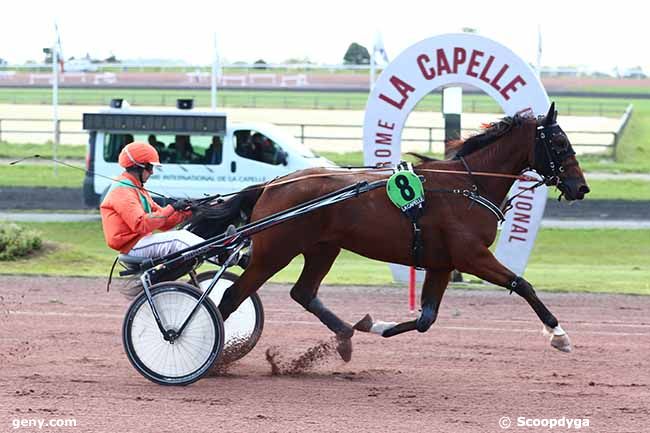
[530,103,590,201]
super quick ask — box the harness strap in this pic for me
[425,187,506,222]
[458,156,482,194]
[106,256,119,292]
[501,178,546,214]
[411,217,424,269]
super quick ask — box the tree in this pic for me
[43,47,53,64]
[343,42,370,65]
[0,58,7,66]
[283,57,313,65]
[104,54,119,63]
[253,59,267,70]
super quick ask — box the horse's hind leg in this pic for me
[218,252,294,321]
[456,247,571,353]
[290,244,355,362]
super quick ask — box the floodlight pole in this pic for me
[52,38,59,176]
[211,33,218,110]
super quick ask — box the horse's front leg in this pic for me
[354,270,450,338]
[456,247,572,353]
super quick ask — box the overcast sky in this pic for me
[2,0,646,72]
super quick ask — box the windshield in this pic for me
[264,125,319,158]
[103,132,224,165]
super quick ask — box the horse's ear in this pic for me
[545,102,556,125]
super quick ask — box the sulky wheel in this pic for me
[193,270,264,365]
[122,282,225,386]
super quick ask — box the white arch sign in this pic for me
[363,33,549,276]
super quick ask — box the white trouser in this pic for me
[128,229,205,258]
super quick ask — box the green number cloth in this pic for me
[386,171,424,212]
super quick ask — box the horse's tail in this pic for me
[234,183,265,221]
[185,184,265,238]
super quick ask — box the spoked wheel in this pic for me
[193,270,264,365]
[122,282,225,386]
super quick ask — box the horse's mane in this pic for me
[406,152,439,163]
[449,115,529,159]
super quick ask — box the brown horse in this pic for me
[188,103,589,361]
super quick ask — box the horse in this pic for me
[186,102,590,362]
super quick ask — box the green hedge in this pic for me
[0,223,42,260]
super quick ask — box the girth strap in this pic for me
[411,216,424,269]
[386,161,426,269]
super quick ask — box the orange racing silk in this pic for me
[100,172,190,253]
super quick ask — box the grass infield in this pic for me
[1,221,648,295]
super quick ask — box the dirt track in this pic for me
[1,276,649,433]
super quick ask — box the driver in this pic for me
[100,141,204,259]
[252,132,276,164]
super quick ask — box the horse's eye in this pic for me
[553,135,569,151]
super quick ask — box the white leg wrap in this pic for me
[370,321,398,336]
[552,324,566,336]
[544,324,566,336]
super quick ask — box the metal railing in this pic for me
[612,104,634,160]
[0,117,621,156]
[277,123,618,155]
[0,89,630,116]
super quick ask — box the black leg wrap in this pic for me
[307,297,354,338]
[382,320,417,338]
[416,303,438,333]
[507,276,535,297]
[507,276,558,329]
[218,286,237,321]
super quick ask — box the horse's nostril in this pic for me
[579,185,590,195]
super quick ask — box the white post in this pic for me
[211,33,218,110]
[369,48,376,91]
[52,37,59,176]
[536,24,542,78]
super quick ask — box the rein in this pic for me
[415,167,536,181]
[198,165,544,223]
[208,166,539,203]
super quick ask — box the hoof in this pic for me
[336,336,353,362]
[353,314,373,333]
[551,334,572,353]
[543,325,572,353]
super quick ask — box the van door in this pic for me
[225,127,291,191]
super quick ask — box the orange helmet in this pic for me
[118,142,161,168]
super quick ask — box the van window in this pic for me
[234,129,284,165]
[103,133,134,162]
[102,133,223,165]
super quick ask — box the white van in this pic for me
[82,99,334,206]
[65,59,99,72]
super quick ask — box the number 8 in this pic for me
[395,174,415,201]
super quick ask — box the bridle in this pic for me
[452,109,578,218]
[533,121,576,188]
